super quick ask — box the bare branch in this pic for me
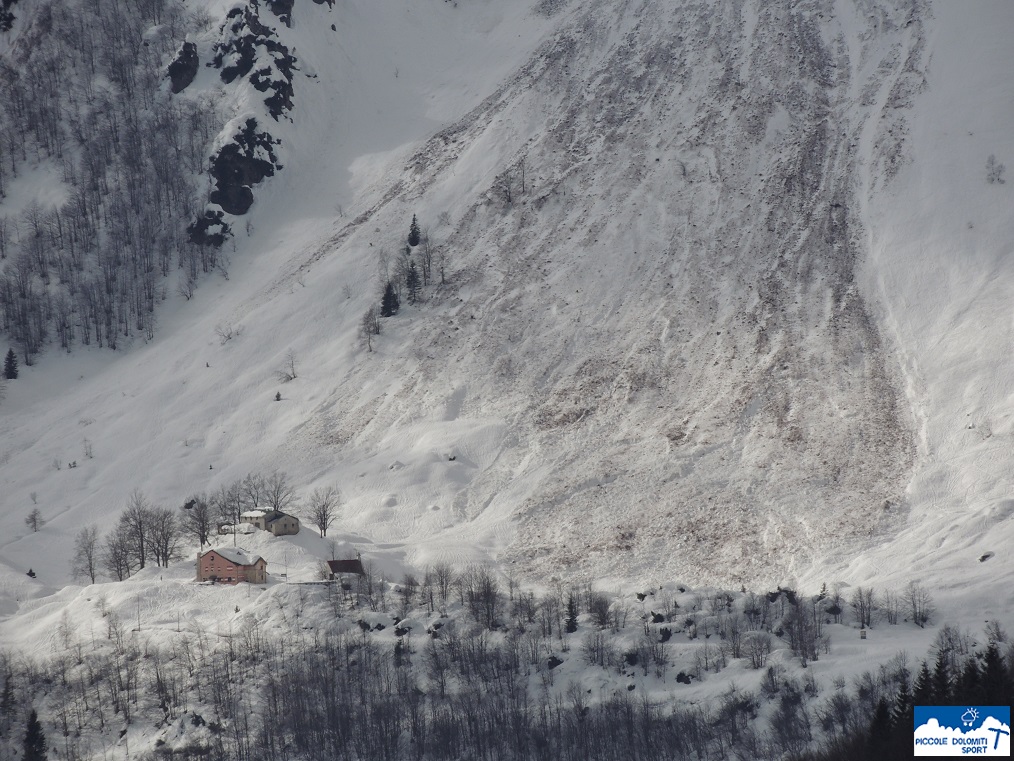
[305,485,341,537]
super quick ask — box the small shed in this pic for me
[327,558,366,579]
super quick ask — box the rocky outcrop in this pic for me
[0,0,20,32]
[266,0,294,27]
[250,47,296,118]
[211,6,272,83]
[187,210,231,248]
[192,1,298,245]
[210,2,296,120]
[188,118,281,244]
[208,118,281,215]
[167,42,199,94]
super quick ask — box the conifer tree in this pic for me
[406,260,421,304]
[0,662,14,726]
[408,214,421,247]
[23,708,47,761]
[380,281,400,317]
[912,660,932,705]
[3,348,16,380]
[866,697,892,756]
[891,677,912,730]
[881,681,914,760]
[981,642,1008,705]
[931,650,951,703]
[565,594,578,633]
[956,657,982,703]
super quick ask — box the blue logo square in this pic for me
[914,705,1011,757]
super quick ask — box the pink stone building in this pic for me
[196,547,267,584]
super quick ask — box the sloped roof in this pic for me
[205,547,263,567]
[327,558,365,576]
[240,509,298,523]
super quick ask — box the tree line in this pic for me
[1,567,1010,761]
[0,0,222,366]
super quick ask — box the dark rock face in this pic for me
[206,118,282,216]
[167,42,199,94]
[192,1,301,245]
[188,0,304,244]
[0,0,20,32]
[209,185,254,216]
[210,3,296,120]
[250,46,296,118]
[266,0,294,27]
[187,210,231,247]
[189,118,281,243]
[212,7,272,84]
[211,118,280,185]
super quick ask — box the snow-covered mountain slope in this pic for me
[0,0,1012,623]
[841,0,1014,607]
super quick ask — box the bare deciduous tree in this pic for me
[71,525,100,583]
[0,216,10,261]
[419,230,433,285]
[882,590,901,625]
[393,248,412,301]
[587,592,612,629]
[905,581,934,628]
[493,157,528,206]
[180,494,213,548]
[103,524,135,581]
[239,473,267,509]
[215,323,240,344]
[145,506,183,567]
[429,562,455,606]
[275,351,298,382]
[178,273,195,300]
[744,631,772,669]
[459,565,503,629]
[720,613,745,660]
[376,247,391,288]
[265,471,297,511]
[435,244,450,285]
[24,507,45,532]
[306,485,340,537]
[120,489,153,570]
[849,586,876,629]
[986,154,1006,184]
[493,167,516,205]
[785,601,820,666]
[360,306,380,352]
[213,480,246,544]
[398,573,419,617]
